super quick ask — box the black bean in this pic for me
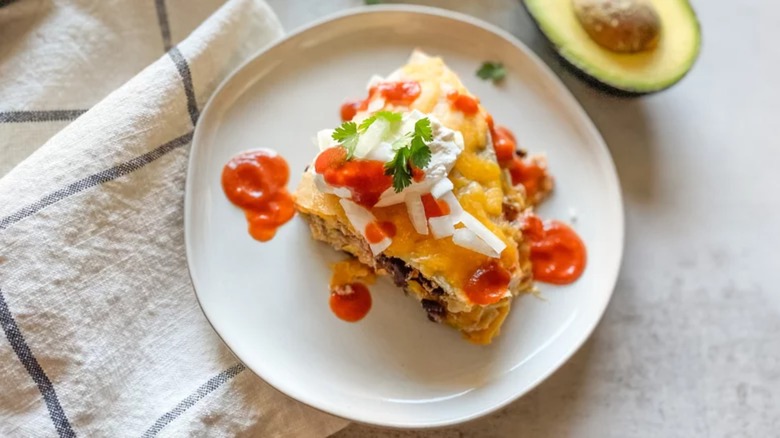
[421,299,446,323]
[417,276,445,296]
[376,255,411,287]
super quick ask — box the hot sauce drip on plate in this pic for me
[464,260,512,305]
[329,259,376,322]
[221,149,295,241]
[339,81,422,121]
[314,146,392,208]
[522,214,587,284]
[447,90,480,115]
[330,284,372,322]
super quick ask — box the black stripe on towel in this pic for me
[167,47,199,126]
[0,131,193,232]
[154,0,173,51]
[0,110,87,123]
[141,363,246,437]
[0,289,76,438]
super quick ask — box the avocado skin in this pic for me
[550,44,649,97]
[520,0,701,96]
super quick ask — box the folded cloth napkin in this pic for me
[0,0,348,436]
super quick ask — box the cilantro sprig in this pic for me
[330,112,433,192]
[384,118,433,192]
[476,61,506,83]
[332,122,359,158]
[332,111,401,159]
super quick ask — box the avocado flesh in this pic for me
[525,0,701,94]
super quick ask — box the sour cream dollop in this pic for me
[313,110,464,204]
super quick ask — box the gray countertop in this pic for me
[265,1,780,436]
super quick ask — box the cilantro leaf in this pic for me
[358,110,402,132]
[332,121,359,159]
[413,117,433,142]
[384,149,412,192]
[390,132,412,151]
[476,61,506,83]
[384,117,433,192]
[409,135,431,169]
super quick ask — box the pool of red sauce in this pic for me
[522,214,587,284]
[329,283,372,322]
[221,149,294,241]
[464,260,512,305]
[340,81,422,121]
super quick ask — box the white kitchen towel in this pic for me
[0,0,348,436]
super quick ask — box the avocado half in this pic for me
[524,0,701,95]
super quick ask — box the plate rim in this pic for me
[184,4,625,428]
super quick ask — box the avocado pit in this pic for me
[572,0,661,53]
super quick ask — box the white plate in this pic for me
[185,5,623,428]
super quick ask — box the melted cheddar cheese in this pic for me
[369,54,519,297]
[295,52,524,305]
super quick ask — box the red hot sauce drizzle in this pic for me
[411,166,425,182]
[373,81,422,106]
[364,221,396,244]
[487,113,515,163]
[487,114,587,286]
[221,149,295,241]
[340,100,362,122]
[447,90,480,115]
[314,146,392,208]
[340,81,422,121]
[421,194,450,219]
[464,260,512,305]
[486,113,548,201]
[522,214,587,284]
[508,157,547,201]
